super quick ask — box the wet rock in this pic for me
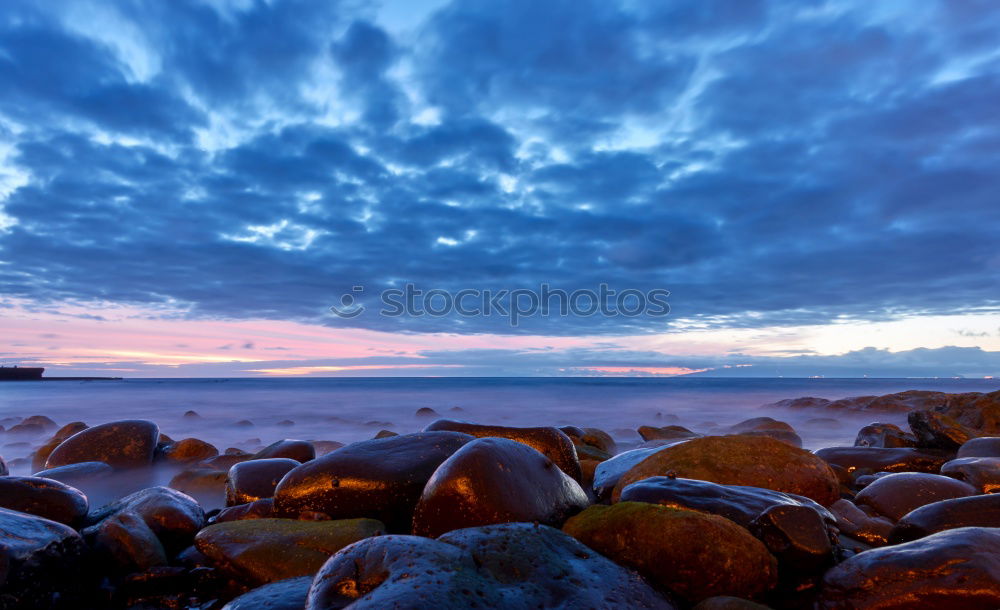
[424,419,582,482]
[22,415,57,430]
[306,523,674,609]
[169,468,228,511]
[195,518,385,586]
[92,510,168,573]
[88,486,205,554]
[564,502,776,603]
[276,419,294,427]
[931,389,1000,434]
[575,443,611,461]
[45,419,159,470]
[749,504,833,579]
[311,441,344,456]
[765,396,833,410]
[727,417,802,447]
[183,410,201,419]
[957,436,1000,458]
[908,409,976,450]
[0,476,88,527]
[614,436,840,506]
[816,527,1000,609]
[854,423,918,448]
[890,494,1000,543]
[31,422,89,472]
[226,458,299,506]
[828,499,895,546]
[214,498,275,523]
[415,407,440,418]
[222,576,312,610]
[593,445,674,500]
[940,456,1000,493]
[6,423,45,437]
[638,425,699,442]
[853,472,976,521]
[34,461,114,487]
[412,437,589,538]
[161,438,219,464]
[0,507,85,608]
[619,476,835,529]
[693,597,772,610]
[273,431,472,531]
[253,439,315,462]
[582,427,616,453]
[373,429,397,439]
[558,425,586,440]
[0,455,7,476]
[814,446,951,478]
[203,452,253,471]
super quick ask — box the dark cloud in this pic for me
[0,0,999,344]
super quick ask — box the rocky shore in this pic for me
[0,389,998,608]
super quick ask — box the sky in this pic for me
[1,0,999,378]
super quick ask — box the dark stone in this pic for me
[816,527,1000,609]
[749,504,833,579]
[234,420,254,428]
[0,476,88,527]
[306,523,674,609]
[183,410,201,419]
[31,423,89,472]
[908,410,976,450]
[195,518,385,585]
[311,440,344,456]
[226,458,299,506]
[619,476,835,528]
[814,446,952,478]
[957,436,1000,458]
[614,436,840,506]
[593,445,675,501]
[854,423,918,448]
[45,420,159,470]
[21,415,57,430]
[273,431,472,531]
[222,576,312,610]
[169,468,228,511]
[563,503,776,603]
[91,509,168,573]
[204,452,253,471]
[415,407,440,418]
[853,472,976,521]
[33,461,116,507]
[424,419,582,482]
[0,508,86,608]
[940,456,1000,493]
[161,438,219,464]
[638,425,699,442]
[87,486,205,554]
[373,429,397,439]
[581,427,616,453]
[412,437,589,538]
[0,456,7,477]
[890,494,1000,543]
[829,499,897,546]
[693,597,772,610]
[727,416,802,447]
[253,439,315,463]
[214,498,274,523]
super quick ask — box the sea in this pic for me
[3,377,999,475]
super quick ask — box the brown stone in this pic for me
[940,456,1000,493]
[45,420,159,470]
[226,458,299,506]
[890,494,1000,543]
[853,472,976,521]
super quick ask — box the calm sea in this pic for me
[3,377,999,474]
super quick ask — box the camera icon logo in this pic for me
[329,286,366,318]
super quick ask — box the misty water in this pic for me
[3,377,1000,478]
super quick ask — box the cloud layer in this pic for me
[1,0,999,341]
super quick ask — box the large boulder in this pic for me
[412,437,589,538]
[563,502,777,603]
[306,523,674,609]
[816,527,1000,609]
[273,432,472,531]
[957,436,1000,458]
[613,436,839,506]
[160,438,219,464]
[0,507,86,608]
[45,420,159,470]
[854,423,917,448]
[253,440,315,463]
[940,456,1000,493]
[0,476,88,527]
[853,472,977,521]
[829,499,895,547]
[890,495,1000,543]
[226,458,299,506]
[908,410,976,450]
[91,510,168,574]
[814,446,951,478]
[593,445,674,501]
[726,417,802,447]
[86,486,204,555]
[195,518,385,586]
[423,419,582,482]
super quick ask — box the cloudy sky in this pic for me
[1,0,999,378]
